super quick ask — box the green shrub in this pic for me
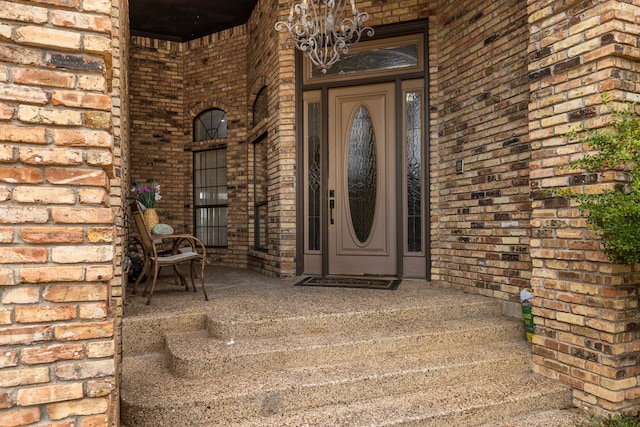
[555,94,640,265]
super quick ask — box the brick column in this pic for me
[528,0,640,414]
[0,0,121,425]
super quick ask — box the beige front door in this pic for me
[327,82,397,276]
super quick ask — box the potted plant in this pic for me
[131,179,162,229]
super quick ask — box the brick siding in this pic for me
[0,0,127,425]
[2,0,640,423]
[527,0,640,413]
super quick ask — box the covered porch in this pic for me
[120,266,588,426]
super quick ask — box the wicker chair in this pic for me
[129,201,208,305]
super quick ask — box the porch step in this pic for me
[478,408,590,427]
[120,281,586,426]
[203,299,504,340]
[165,316,522,378]
[236,372,572,427]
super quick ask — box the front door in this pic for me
[327,83,397,276]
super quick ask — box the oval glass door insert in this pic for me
[347,106,377,243]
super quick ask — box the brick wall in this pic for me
[527,0,640,414]
[429,0,533,307]
[124,0,640,415]
[184,28,249,269]
[245,0,297,276]
[129,38,185,230]
[0,0,122,425]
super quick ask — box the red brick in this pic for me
[0,247,48,263]
[0,391,11,409]
[51,128,112,147]
[15,305,77,323]
[0,144,14,161]
[0,206,49,224]
[0,308,11,324]
[51,207,113,224]
[13,68,76,88]
[0,2,48,24]
[0,45,42,67]
[0,267,14,285]
[20,266,83,283]
[20,227,84,244]
[13,186,76,204]
[0,350,18,368]
[51,245,113,263]
[54,321,113,341]
[46,167,107,187]
[0,408,41,427]
[48,397,109,421]
[52,90,111,110]
[84,266,113,282]
[78,188,108,204]
[0,166,42,184]
[79,302,108,320]
[16,382,83,406]
[86,227,114,242]
[21,343,84,365]
[0,227,14,242]
[55,360,114,380]
[44,284,108,303]
[0,366,49,387]
[15,26,81,50]
[79,414,109,427]
[0,103,13,120]
[0,325,52,345]
[19,147,83,165]
[0,123,47,144]
[51,10,112,33]
[0,83,48,104]
[17,105,82,125]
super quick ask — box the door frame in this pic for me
[295,20,431,279]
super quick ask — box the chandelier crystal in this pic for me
[275,0,374,74]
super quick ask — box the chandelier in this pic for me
[275,0,374,74]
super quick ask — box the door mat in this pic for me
[295,276,401,290]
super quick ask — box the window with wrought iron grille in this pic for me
[193,109,228,247]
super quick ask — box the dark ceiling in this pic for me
[129,0,259,42]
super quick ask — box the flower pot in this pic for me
[143,208,159,230]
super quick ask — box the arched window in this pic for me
[193,109,228,247]
[194,108,227,141]
[252,87,268,128]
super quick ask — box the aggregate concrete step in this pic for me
[204,298,505,340]
[122,366,571,427]
[121,341,533,426]
[165,316,523,378]
[236,372,573,427]
[122,311,206,356]
[478,408,589,427]
[120,278,568,427]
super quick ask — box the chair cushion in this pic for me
[152,223,174,235]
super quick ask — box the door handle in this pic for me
[329,190,335,225]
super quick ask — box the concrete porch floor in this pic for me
[122,266,458,354]
[123,265,444,321]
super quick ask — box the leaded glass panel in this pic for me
[406,92,422,252]
[308,102,321,251]
[311,43,418,78]
[347,107,377,244]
